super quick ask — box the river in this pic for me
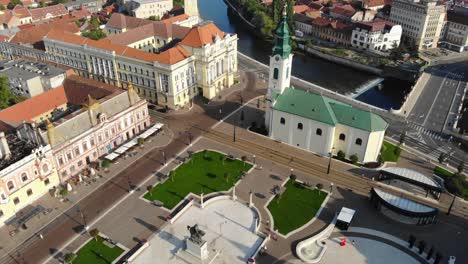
[198,0,412,110]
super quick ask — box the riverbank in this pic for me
[222,0,419,82]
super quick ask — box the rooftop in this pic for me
[273,87,388,132]
[180,21,226,48]
[0,58,66,81]
[381,167,442,189]
[356,20,395,32]
[0,75,118,127]
[373,188,437,214]
[447,7,468,25]
[0,131,40,172]
[106,13,153,30]
[330,5,356,17]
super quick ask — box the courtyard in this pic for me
[143,150,253,209]
[267,180,327,235]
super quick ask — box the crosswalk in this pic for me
[407,122,445,141]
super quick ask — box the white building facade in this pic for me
[124,0,173,19]
[351,21,402,54]
[389,0,446,50]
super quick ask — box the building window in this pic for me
[316,128,322,136]
[21,172,28,182]
[67,152,72,160]
[27,189,33,196]
[297,123,303,130]
[355,138,362,145]
[280,117,285,125]
[44,178,50,185]
[58,157,64,166]
[78,160,83,167]
[70,166,76,172]
[90,139,95,146]
[7,181,14,191]
[339,133,346,141]
[273,68,279,80]
[13,197,20,205]
[42,164,49,174]
[74,148,80,156]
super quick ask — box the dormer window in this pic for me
[98,113,107,123]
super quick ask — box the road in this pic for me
[239,53,468,174]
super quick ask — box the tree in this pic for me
[0,76,14,109]
[148,15,160,21]
[349,154,359,164]
[101,159,111,168]
[394,146,402,157]
[408,234,416,248]
[174,0,184,7]
[241,155,247,165]
[0,4,5,10]
[39,1,46,7]
[52,0,68,4]
[89,16,101,27]
[64,253,77,264]
[272,0,281,23]
[337,150,346,161]
[457,161,464,174]
[89,228,100,241]
[399,130,406,145]
[438,153,447,164]
[147,185,153,199]
[138,137,145,146]
[418,240,426,254]
[7,0,21,9]
[82,29,106,40]
[316,183,324,195]
[289,173,296,182]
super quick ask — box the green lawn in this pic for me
[267,180,327,235]
[380,141,400,162]
[73,236,124,264]
[144,150,252,209]
[434,166,454,178]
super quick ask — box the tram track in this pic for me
[203,128,468,218]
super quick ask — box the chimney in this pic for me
[0,132,11,160]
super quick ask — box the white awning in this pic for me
[104,153,120,161]
[114,145,130,154]
[374,188,436,213]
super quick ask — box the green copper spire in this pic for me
[272,3,291,59]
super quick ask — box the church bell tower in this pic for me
[265,3,293,132]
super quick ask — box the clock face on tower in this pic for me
[274,56,280,62]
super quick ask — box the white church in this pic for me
[265,7,388,163]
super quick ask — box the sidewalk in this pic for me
[0,125,173,262]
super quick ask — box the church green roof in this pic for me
[272,87,388,132]
[272,11,292,58]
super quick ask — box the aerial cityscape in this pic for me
[0,0,466,263]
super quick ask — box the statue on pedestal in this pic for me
[187,224,205,245]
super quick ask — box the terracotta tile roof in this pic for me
[364,0,385,7]
[0,0,9,6]
[180,22,225,48]
[71,7,92,19]
[12,5,32,19]
[357,20,395,32]
[106,13,153,30]
[29,4,67,21]
[21,0,34,6]
[46,29,192,65]
[106,21,190,46]
[161,14,190,24]
[294,5,310,14]
[312,16,331,26]
[0,75,119,125]
[330,20,353,31]
[330,5,356,17]
[102,4,117,14]
[11,20,79,45]
[0,86,68,125]
[308,2,323,10]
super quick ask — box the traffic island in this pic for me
[143,150,253,209]
[267,180,328,236]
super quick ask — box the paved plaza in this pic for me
[133,198,264,264]
[320,236,420,264]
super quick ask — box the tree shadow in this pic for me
[255,193,266,199]
[206,173,217,178]
[270,174,282,181]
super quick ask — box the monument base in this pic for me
[176,248,219,264]
[186,239,209,259]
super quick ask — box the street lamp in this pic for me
[330,182,334,194]
[327,147,335,174]
[253,155,256,165]
[447,194,456,216]
[188,132,193,146]
[233,121,236,143]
